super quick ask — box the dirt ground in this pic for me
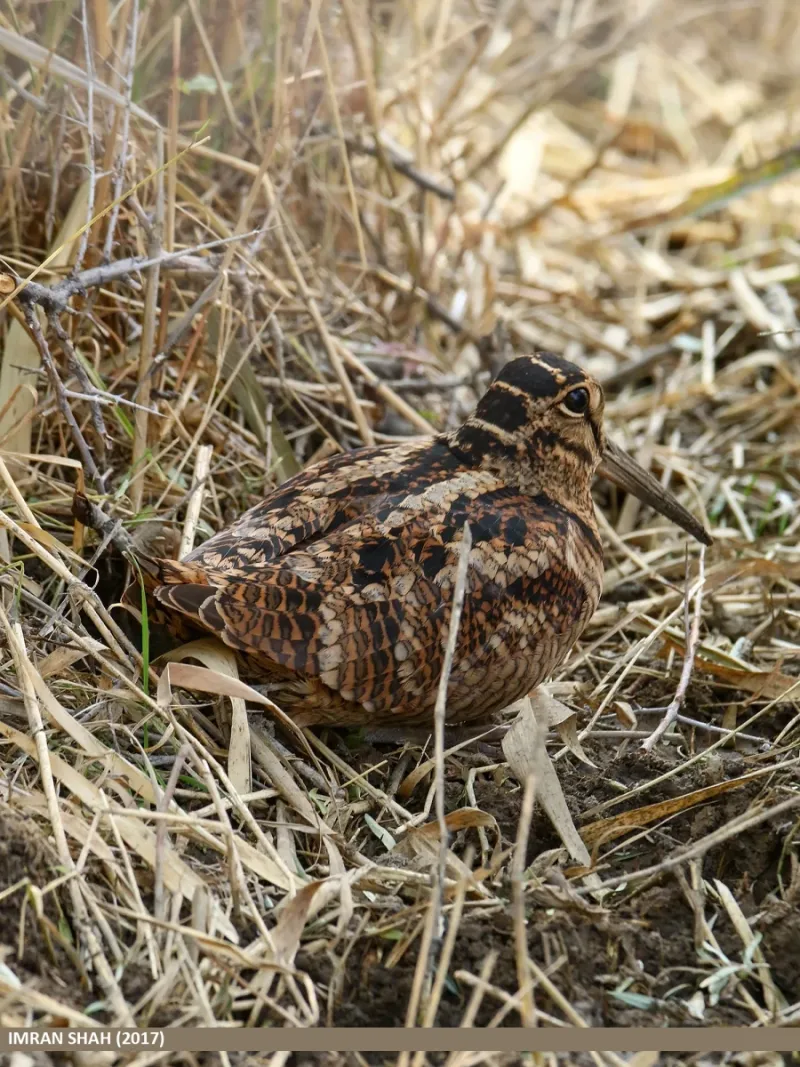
[288,729,799,1031]
[0,805,87,1006]
[2,687,797,1040]
[4,721,797,1037]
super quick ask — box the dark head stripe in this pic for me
[497,353,588,399]
[474,382,530,434]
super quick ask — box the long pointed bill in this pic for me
[597,438,712,546]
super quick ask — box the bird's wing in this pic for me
[154,481,599,719]
[174,439,446,573]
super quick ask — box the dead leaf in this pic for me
[158,648,252,795]
[502,696,598,882]
[159,638,316,755]
[403,807,497,842]
[580,769,764,849]
[29,661,160,806]
[527,687,572,728]
[509,690,596,767]
[158,652,268,706]
[36,644,97,680]
[657,635,799,701]
[397,759,435,799]
[272,881,327,967]
[613,700,637,728]
[555,713,596,768]
[628,1054,661,1067]
[391,809,497,895]
[249,726,326,832]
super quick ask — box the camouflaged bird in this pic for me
[148,352,710,727]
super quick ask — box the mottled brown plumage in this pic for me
[150,352,710,727]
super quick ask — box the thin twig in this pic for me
[47,311,109,453]
[634,706,769,746]
[130,129,165,513]
[398,521,472,1046]
[433,521,473,895]
[311,125,456,201]
[21,305,105,489]
[641,545,706,753]
[73,0,96,274]
[71,491,138,559]
[428,522,473,1019]
[417,856,471,1037]
[512,771,537,1027]
[103,0,140,261]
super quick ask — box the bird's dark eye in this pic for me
[561,387,590,415]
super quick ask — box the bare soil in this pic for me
[0,804,86,1006]
[3,720,795,1037]
[294,734,798,1030]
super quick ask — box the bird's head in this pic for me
[449,351,711,545]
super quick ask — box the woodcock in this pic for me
[149,352,711,727]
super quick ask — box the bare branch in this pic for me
[10,229,262,318]
[21,305,106,490]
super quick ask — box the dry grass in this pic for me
[1,0,800,1061]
